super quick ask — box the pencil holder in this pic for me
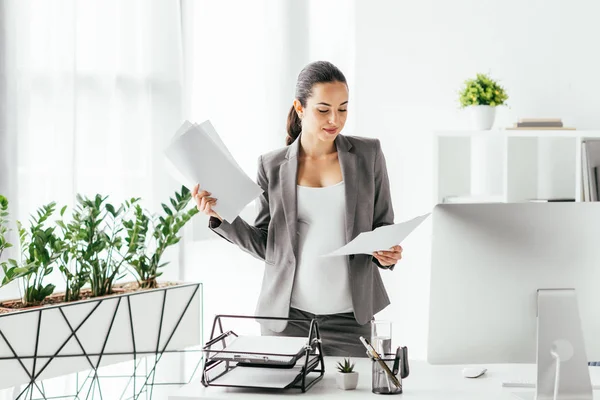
[371,356,402,395]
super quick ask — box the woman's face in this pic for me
[295,81,348,143]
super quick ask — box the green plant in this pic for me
[336,358,355,373]
[0,195,12,263]
[124,186,198,289]
[459,73,508,107]
[56,204,89,302]
[69,194,135,298]
[1,202,65,305]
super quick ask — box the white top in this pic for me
[290,181,353,315]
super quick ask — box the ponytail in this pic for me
[286,105,301,146]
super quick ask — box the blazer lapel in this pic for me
[336,135,357,244]
[280,139,300,259]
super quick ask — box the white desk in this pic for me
[170,358,600,399]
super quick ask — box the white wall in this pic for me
[354,0,600,359]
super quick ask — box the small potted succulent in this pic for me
[336,357,359,390]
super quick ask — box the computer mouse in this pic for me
[462,367,487,378]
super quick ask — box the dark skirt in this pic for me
[261,307,371,357]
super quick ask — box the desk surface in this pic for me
[170,358,600,399]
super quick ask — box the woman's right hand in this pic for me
[192,184,222,221]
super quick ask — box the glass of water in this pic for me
[371,320,392,356]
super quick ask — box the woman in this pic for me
[192,61,402,357]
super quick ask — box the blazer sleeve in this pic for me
[371,139,396,271]
[208,155,271,261]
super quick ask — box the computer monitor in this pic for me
[428,203,600,399]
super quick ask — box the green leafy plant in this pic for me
[124,186,198,289]
[0,195,12,263]
[56,204,89,302]
[1,202,65,305]
[459,73,508,107]
[336,358,355,373]
[69,194,135,298]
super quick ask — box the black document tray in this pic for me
[201,315,325,392]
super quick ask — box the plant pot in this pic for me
[0,282,201,390]
[468,105,496,130]
[336,371,359,390]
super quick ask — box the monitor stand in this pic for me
[512,289,592,400]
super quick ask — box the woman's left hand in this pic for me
[372,245,403,267]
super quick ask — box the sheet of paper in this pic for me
[224,336,308,356]
[321,212,431,257]
[168,120,245,176]
[213,359,317,388]
[164,120,263,222]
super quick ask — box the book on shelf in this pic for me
[506,126,576,130]
[507,118,575,130]
[528,198,575,202]
[581,139,600,201]
[518,118,562,123]
[516,122,563,128]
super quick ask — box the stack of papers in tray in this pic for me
[210,336,308,366]
[164,120,263,222]
[213,355,320,389]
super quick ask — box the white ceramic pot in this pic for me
[336,371,359,390]
[468,105,496,130]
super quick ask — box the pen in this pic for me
[359,336,402,389]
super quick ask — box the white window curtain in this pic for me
[0,0,189,296]
[2,0,186,222]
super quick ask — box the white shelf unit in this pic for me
[434,130,600,204]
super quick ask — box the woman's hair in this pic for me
[286,61,347,146]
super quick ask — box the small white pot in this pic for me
[336,371,359,390]
[468,105,496,130]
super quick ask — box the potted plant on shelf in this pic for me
[0,187,201,395]
[459,73,508,130]
[336,357,359,390]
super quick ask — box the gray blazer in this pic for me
[209,134,395,332]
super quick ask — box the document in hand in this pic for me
[164,120,263,222]
[321,213,430,257]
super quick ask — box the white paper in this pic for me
[321,213,431,257]
[212,359,317,388]
[211,335,307,364]
[222,335,307,357]
[164,120,263,222]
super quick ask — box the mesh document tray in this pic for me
[201,315,325,392]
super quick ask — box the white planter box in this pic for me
[0,282,202,390]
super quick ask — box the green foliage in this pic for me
[0,187,198,308]
[1,202,64,305]
[124,186,199,289]
[459,73,508,107]
[0,195,12,262]
[70,194,135,298]
[336,358,355,373]
[56,204,88,302]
